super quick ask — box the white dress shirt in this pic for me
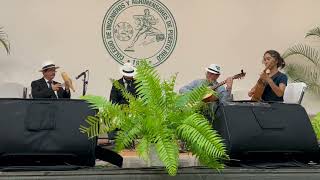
[44,78,58,98]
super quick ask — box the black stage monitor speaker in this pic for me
[0,98,97,167]
[214,101,319,161]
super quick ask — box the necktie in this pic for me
[127,81,132,88]
[48,80,52,89]
[48,81,58,99]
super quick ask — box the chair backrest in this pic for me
[0,82,26,98]
[284,82,307,104]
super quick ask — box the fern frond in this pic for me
[161,74,179,113]
[114,118,143,152]
[282,44,320,66]
[135,61,164,107]
[162,73,178,93]
[176,83,215,108]
[177,113,227,159]
[154,130,179,176]
[136,137,151,162]
[197,150,225,169]
[81,95,108,110]
[111,78,136,103]
[306,27,320,39]
[79,116,101,138]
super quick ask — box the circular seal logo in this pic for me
[102,0,177,67]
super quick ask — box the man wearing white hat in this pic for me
[31,61,71,99]
[110,62,137,104]
[108,63,138,142]
[179,64,233,102]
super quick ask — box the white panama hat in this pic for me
[39,61,60,72]
[205,64,221,74]
[120,63,136,77]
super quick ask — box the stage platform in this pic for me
[1,167,320,180]
[1,150,320,180]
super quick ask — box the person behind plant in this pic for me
[110,62,138,104]
[108,62,138,141]
[179,64,233,152]
[31,61,71,99]
[248,50,287,102]
[179,64,233,102]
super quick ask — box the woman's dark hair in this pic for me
[264,50,285,69]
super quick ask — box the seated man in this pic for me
[179,64,233,102]
[108,62,138,142]
[110,62,138,104]
[31,61,71,99]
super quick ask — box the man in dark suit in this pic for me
[31,62,123,167]
[108,63,138,141]
[31,62,71,99]
[110,63,138,104]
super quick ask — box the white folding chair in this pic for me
[283,82,307,104]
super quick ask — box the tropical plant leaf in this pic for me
[136,137,151,162]
[0,27,10,54]
[176,83,215,109]
[111,78,136,103]
[135,61,164,107]
[114,117,142,152]
[282,44,320,67]
[285,64,320,94]
[79,115,101,138]
[306,27,320,39]
[155,129,179,176]
[177,113,227,159]
[80,95,108,110]
[311,113,320,140]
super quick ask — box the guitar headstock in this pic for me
[233,69,246,80]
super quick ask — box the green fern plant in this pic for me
[0,27,10,54]
[80,60,228,176]
[282,27,320,95]
[311,113,320,140]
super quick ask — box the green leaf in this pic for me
[154,130,179,176]
[177,113,227,159]
[80,95,108,110]
[311,113,320,140]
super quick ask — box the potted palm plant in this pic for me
[80,61,228,176]
[0,27,10,54]
[282,26,320,95]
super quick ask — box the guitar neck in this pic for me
[212,81,226,90]
[212,75,237,90]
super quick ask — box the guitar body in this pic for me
[250,60,277,101]
[250,79,266,101]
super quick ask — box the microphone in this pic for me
[75,70,88,80]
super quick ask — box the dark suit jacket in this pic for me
[31,78,71,99]
[110,78,137,104]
